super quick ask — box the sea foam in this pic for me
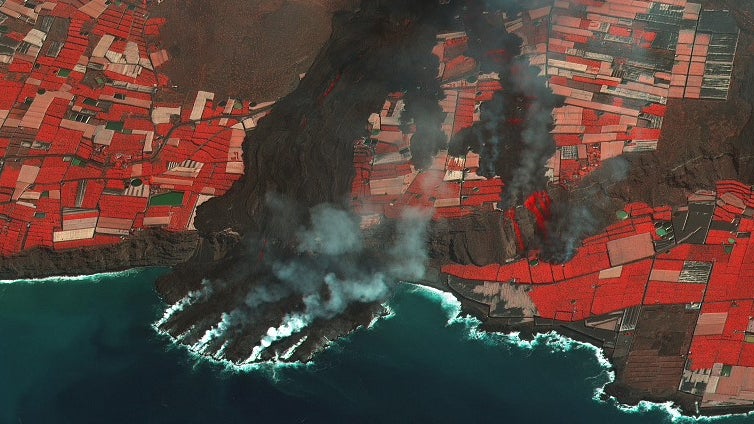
[152,320,312,378]
[153,300,393,375]
[0,268,141,284]
[610,399,754,423]
[153,280,754,421]
[406,283,754,423]
[367,303,396,329]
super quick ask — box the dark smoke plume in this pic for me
[540,158,630,263]
[399,20,450,169]
[401,1,527,170]
[448,61,558,207]
[500,64,559,208]
[464,2,522,73]
[448,6,558,208]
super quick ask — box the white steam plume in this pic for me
[161,204,432,363]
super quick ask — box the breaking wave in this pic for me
[609,400,754,423]
[0,268,143,284]
[368,303,396,329]
[152,320,312,379]
[406,283,461,322]
[153,281,754,421]
[407,283,753,423]
[154,293,396,375]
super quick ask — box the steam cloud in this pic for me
[159,203,431,363]
[155,0,463,365]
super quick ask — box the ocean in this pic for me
[1,268,752,424]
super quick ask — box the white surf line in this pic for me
[610,399,754,423]
[407,283,754,422]
[244,314,311,363]
[0,268,143,284]
[280,336,309,361]
[154,280,214,329]
[154,294,196,329]
[155,302,394,372]
[152,319,313,374]
[405,283,462,325]
[365,303,397,330]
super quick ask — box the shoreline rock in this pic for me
[2,0,754,418]
[0,229,198,281]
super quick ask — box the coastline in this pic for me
[0,0,752,419]
[0,230,198,281]
[409,278,754,420]
[0,267,147,284]
[413,270,728,418]
[0,270,711,423]
[7,260,754,421]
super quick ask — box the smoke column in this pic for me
[158,204,431,363]
[541,158,630,263]
[448,5,557,208]
[499,62,558,208]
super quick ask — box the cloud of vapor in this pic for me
[155,0,467,363]
[296,205,363,256]
[540,158,630,263]
[155,278,214,329]
[500,62,558,208]
[389,208,431,280]
[448,6,557,208]
[249,313,310,362]
[243,283,292,310]
[266,205,430,321]
[163,203,432,362]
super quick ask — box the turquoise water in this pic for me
[1,268,752,423]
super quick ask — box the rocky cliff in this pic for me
[0,230,198,280]
[154,0,468,364]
